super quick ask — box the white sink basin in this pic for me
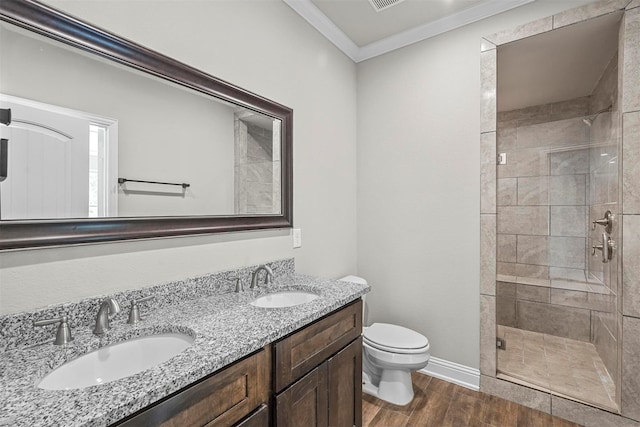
[250,290,319,308]
[38,333,194,390]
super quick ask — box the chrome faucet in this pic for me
[250,265,273,289]
[93,297,120,335]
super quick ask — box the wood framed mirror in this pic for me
[0,0,293,250]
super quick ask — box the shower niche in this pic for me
[494,11,622,412]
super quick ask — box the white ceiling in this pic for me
[311,0,489,47]
[497,11,621,112]
[283,0,534,62]
[284,0,620,112]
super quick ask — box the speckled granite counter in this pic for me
[0,261,369,427]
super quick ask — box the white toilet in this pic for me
[339,275,430,406]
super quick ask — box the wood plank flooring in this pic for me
[362,372,583,427]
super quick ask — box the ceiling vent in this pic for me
[367,0,406,12]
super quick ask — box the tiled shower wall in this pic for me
[497,97,591,283]
[480,1,640,425]
[234,118,280,214]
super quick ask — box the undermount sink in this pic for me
[38,333,194,390]
[250,290,319,308]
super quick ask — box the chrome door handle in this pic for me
[592,210,613,233]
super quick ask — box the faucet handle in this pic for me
[230,277,244,293]
[264,267,273,285]
[34,315,73,345]
[127,296,155,324]
[592,232,615,263]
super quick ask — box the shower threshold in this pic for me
[496,326,618,413]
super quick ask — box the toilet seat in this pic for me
[363,323,429,355]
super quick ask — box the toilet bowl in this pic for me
[339,276,431,406]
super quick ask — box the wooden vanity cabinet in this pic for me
[274,300,363,427]
[113,346,270,427]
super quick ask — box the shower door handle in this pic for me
[592,210,613,233]
[592,232,615,263]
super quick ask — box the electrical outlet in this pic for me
[292,228,302,248]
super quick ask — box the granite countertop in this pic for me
[0,274,369,427]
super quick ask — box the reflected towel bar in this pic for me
[118,178,190,189]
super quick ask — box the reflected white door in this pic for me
[0,99,90,219]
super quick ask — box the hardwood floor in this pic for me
[362,372,582,427]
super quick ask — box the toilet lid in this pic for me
[363,323,429,354]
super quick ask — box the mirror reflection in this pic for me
[0,20,282,220]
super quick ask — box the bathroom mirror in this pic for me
[0,0,293,250]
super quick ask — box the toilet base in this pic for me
[362,368,415,406]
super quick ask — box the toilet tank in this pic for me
[339,275,368,325]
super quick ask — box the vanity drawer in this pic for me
[115,346,270,427]
[274,299,362,392]
[231,404,268,427]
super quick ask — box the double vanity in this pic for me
[0,259,369,426]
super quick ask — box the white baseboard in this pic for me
[419,356,480,391]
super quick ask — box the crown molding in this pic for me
[283,0,535,63]
[282,0,360,59]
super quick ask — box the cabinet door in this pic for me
[276,363,328,427]
[115,347,270,427]
[327,337,362,427]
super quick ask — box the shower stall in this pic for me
[494,12,622,412]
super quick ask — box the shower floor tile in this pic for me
[497,326,617,412]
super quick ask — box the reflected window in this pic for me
[88,124,107,217]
